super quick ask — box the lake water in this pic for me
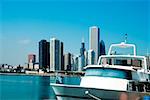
[0,74,81,100]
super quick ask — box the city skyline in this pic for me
[1,0,149,65]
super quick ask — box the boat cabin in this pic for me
[98,55,148,70]
[83,65,150,92]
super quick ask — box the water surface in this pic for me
[0,74,81,100]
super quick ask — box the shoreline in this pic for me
[0,72,51,76]
[0,71,84,77]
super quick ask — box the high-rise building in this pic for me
[50,38,61,71]
[74,56,79,71]
[89,26,100,64]
[28,54,36,63]
[71,54,75,71]
[78,56,82,71]
[80,39,86,56]
[28,54,36,70]
[64,53,71,71]
[88,50,95,65]
[78,40,86,71]
[61,42,64,70]
[39,40,50,70]
[84,51,88,66]
[100,40,106,56]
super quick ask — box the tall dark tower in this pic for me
[78,39,86,71]
[100,40,106,56]
[80,39,85,56]
[61,42,64,70]
[39,40,50,71]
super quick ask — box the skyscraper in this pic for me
[78,40,86,71]
[88,50,95,65]
[100,40,106,56]
[64,53,71,71]
[28,54,36,70]
[70,54,75,71]
[80,39,85,56]
[61,42,64,70]
[78,55,84,71]
[50,38,61,71]
[39,40,50,70]
[74,56,79,71]
[89,26,100,64]
[28,54,36,63]
[84,51,88,66]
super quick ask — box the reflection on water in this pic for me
[38,76,50,100]
[0,74,80,100]
[38,76,56,100]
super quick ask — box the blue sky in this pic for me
[0,0,150,65]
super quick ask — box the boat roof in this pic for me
[99,55,146,59]
[84,65,135,71]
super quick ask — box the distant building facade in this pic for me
[88,50,95,65]
[61,42,64,70]
[39,40,50,71]
[27,54,36,70]
[74,56,79,71]
[80,40,86,56]
[89,26,100,64]
[28,63,34,69]
[28,54,36,63]
[78,56,84,71]
[78,40,86,71]
[84,51,88,66]
[64,53,71,71]
[100,40,106,56]
[50,38,61,71]
[34,63,39,70]
[71,54,76,71]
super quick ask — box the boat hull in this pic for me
[51,83,149,100]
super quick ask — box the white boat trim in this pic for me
[84,65,135,71]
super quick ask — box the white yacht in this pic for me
[51,42,150,100]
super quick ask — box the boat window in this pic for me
[100,57,143,68]
[85,68,132,80]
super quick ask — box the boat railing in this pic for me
[108,42,136,56]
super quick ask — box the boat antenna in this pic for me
[82,37,84,43]
[124,33,127,43]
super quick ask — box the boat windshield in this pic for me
[85,68,132,80]
[99,57,144,68]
